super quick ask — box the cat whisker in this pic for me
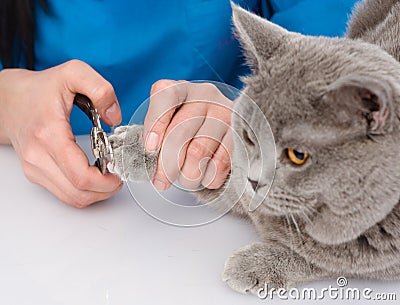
[304,205,320,215]
[300,209,313,225]
[285,214,295,252]
[303,205,318,218]
[290,212,304,243]
[289,212,315,278]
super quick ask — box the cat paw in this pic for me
[222,242,288,295]
[107,125,158,182]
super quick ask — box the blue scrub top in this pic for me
[2,0,358,134]
[268,0,358,36]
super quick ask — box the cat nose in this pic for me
[248,178,259,191]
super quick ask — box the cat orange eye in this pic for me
[287,148,309,165]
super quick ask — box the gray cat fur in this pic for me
[107,0,400,295]
[107,125,158,182]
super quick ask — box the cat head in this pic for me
[231,4,400,245]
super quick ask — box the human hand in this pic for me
[143,80,233,191]
[0,60,123,207]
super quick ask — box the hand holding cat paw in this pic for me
[107,125,158,182]
[143,80,234,191]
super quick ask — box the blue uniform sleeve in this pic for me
[259,0,273,19]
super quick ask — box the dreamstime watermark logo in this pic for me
[257,277,397,301]
[124,80,276,227]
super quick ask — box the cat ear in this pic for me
[324,73,394,134]
[231,3,293,69]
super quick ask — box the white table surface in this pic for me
[1,135,399,305]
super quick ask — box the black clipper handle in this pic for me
[73,94,98,125]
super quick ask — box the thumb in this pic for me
[59,60,122,126]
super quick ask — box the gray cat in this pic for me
[107,0,400,295]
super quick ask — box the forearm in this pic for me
[0,69,12,144]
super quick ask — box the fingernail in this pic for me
[105,102,120,125]
[146,132,159,151]
[153,179,167,191]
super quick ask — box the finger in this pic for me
[143,79,188,151]
[44,123,122,193]
[149,82,233,190]
[40,170,122,208]
[201,129,233,189]
[54,142,122,193]
[178,117,228,189]
[24,153,123,208]
[152,103,207,190]
[57,59,121,126]
[177,137,218,190]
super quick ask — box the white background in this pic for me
[0,136,399,305]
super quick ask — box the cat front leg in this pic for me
[359,263,400,280]
[222,242,327,295]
